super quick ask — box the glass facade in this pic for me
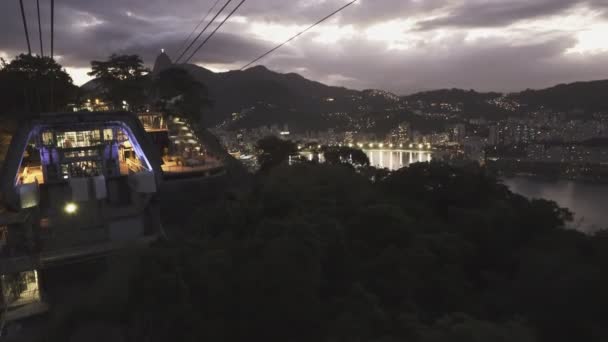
[63,149,100,159]
[56,130,102,149]
[61,160,103,179]
[21,124,153,183]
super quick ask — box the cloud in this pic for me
[1,0,608,92]
[417,0,581,30]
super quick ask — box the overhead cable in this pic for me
[240,0,358,70]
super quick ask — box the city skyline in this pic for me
[2,0,608,93]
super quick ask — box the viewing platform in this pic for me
[137,113,226,180]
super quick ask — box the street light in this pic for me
[64,202,78,215]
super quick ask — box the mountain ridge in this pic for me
[81,58,608,132]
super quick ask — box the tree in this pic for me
[0,54,77,113]
[256,136,297,171]
[88,54,149,110]
[324,146,370,167]
[151,68,212,124]
[45,161,608,342]
[419,314,537,342]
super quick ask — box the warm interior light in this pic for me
[64,202,78,215]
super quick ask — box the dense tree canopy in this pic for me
[323,146,370,167]
[151,68,212,123]
[256,136,298,171]
[46,160,608,342]
[88,54,149,110]
[0,54,77,113]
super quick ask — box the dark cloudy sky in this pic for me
[2,0,608,94]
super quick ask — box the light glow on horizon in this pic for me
[37,1,608,93]
[65,67,93,86]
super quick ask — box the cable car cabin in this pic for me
[0,112,162,322]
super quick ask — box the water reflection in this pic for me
[302,149,433,171]
[503,177,608,233]
[365,150,432,171]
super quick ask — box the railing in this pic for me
[162,160,223,173]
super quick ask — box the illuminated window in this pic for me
[42,131,54,146]
[62,160,103,178]
[116,129,128,143]
[1,271,41,307]
[56,130,103,148]
[103,129,114,141]
[61,164,70,179]
[64,150,99,159]
[2,271,40,307]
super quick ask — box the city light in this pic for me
[389,144,394,148]
[379,143,384,148]
[418,144,424,149]
[369,143,374,148]
[64,202,78,215]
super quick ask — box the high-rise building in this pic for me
[452,124,466,144]
[488,125,499,146]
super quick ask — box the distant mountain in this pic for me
[81,52,608,133]
[511,80,608,113]
[402,88,510,120]
[171,63,406,132]
[404,88,502,103]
